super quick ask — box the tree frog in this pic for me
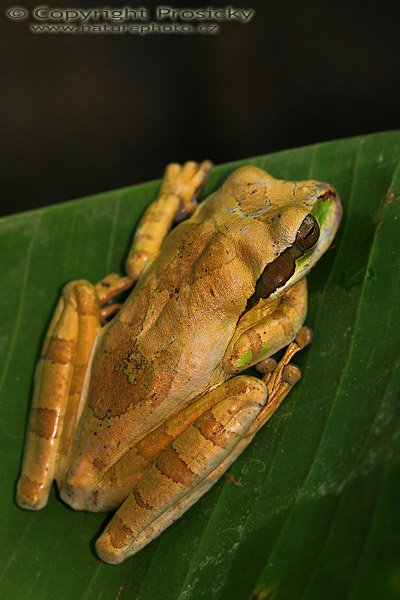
[16,161,342,563]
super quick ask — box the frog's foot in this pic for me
[126,160,212,280]
[163,160,213,221]
[94,273,134,322]
[94,375,267,564]
[249,325,313,435]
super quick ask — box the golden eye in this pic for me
[295,214,320,252]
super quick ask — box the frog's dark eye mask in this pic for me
[247,213,320,309]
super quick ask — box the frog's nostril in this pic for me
[317,186,343,223]
[319,190,336,201]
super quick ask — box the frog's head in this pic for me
[222,166,342,303]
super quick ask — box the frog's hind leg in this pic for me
[16,271,138,511]
[126,160,212,280]
[96,328,311,564]
[83,376,261,513]
[154,334,312,554]
[95,375,268,564]
[16,281,102,510]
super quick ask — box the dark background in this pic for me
[1,0,399,216]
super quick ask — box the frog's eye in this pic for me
[295,214,320,252]
[246,213,321,310]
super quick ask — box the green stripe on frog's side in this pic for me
[233,342,268,369]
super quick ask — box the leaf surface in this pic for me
[1,132,399,599]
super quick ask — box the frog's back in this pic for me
[69,211,265,481]
[91,216,256,420]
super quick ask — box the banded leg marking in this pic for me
[95,376,267,563]
[16,281,100,510]
[96,326,312,562]
[89,376,266,511]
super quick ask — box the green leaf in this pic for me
[1,132,400,599]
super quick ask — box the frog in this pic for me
[16,160,342,564]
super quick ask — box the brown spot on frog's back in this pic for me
[87,323,176,421]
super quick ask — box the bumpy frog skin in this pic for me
[16,161,342,563]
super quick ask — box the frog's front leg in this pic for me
[224,277,308,373]
[223,276,313,439]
